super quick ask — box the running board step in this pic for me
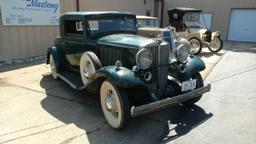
[58,71,85,90]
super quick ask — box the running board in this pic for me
[57,71,85,90]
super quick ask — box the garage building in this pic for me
[0,0,154,63]
[163,0,256,42]
[0,0,256,63]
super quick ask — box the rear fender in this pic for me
[46,45,65,72]
[177,55,205,81]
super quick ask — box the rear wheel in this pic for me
[189,37,203,55]
[208,37,223,53]
[182,72,204,105]
[49,54,58,79]
[100,80,130,129]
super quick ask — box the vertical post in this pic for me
[76,0,80,12]
[160,0,164,27]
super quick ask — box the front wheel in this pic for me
[207,37,223,53]
[189,37,203,55]
[182,72,204,105]
[100,80,130,129]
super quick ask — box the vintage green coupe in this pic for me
[46,11,211,129]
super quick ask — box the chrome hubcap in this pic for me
[83,61,92,77]
[105,92,113,111]
[105,90,118,118]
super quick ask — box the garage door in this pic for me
[228,9,256,42]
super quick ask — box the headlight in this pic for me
[136,49,153,70]
[176,44,190,63]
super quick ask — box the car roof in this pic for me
[168,7,202,12]
[62,11,135,18]
[136,15,158,20]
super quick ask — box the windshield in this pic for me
[137,19,159,28]
[184,12,203,28]
[88,17,137,37]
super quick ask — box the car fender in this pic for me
[46,45,65,72]
[93,66,145,88]
[177,55,205,80]
[211,31,221,39]
[186,33,201,40]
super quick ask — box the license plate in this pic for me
[181,79,197,92]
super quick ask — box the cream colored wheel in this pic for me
[49,54,58,79]
[100,80,129,129]
[189,37,202,55]
[80,52,101,86]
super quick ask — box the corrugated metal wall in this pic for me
[79,0,154,15]
[163,0,256,40]
[0,0,76,61]
[0,0,154,61]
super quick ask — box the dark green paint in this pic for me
[98,34,154,48]
[94,66,145,88]
[177,55,205,81]
[46,12,207,102]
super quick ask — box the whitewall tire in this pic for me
[100,80,130,129]
[49,54,58,79]
[80,52,101,86]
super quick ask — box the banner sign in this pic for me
[1,0,60,25]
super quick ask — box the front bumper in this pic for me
[131,84,211,117]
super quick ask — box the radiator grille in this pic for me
[145,42,169,97]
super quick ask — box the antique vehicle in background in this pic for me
[136,15,162,38]
[136,15,188,54]
[168,7,223,55]
[46,11,211,129]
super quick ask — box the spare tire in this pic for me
[80,52,102,86]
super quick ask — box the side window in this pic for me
[88,20,99,31]
[64,20,84,36]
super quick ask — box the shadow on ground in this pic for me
[40,74,213,144]
[198,49,224,58]
[225,42,256,53]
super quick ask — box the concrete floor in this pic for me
[1,43,255,144]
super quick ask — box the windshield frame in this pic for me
[86,15,137,39]
[183,12,205,29]
[137,19,160,28]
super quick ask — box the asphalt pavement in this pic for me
[0,43,255,144]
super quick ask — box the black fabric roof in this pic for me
[168,7,202,13]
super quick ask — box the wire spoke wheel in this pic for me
[208,37,223,53]
[189,37,202,55]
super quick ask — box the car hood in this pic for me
[97,34,155,48]
[138,27,163,31]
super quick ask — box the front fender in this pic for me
[94,66,144,88]
[177,55,205,81]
